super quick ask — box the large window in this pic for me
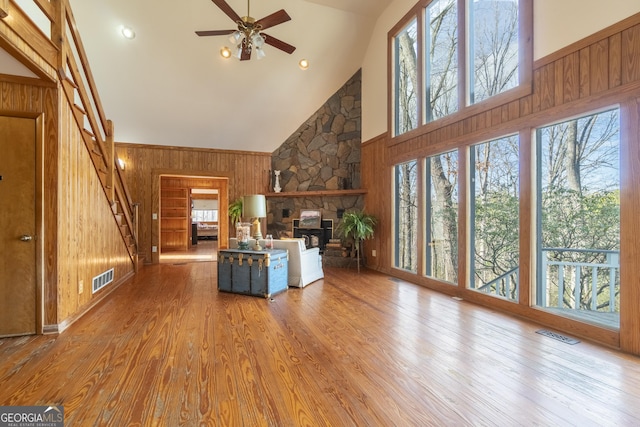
[536,108,620,328]
[468,0,519,104]
[470,135,520,301]
[425,151,459,283]
[393,0,526,136]
[394,19,419,135]
[394,161,419,272]
[192,209,218,223]
[425,0,458,122]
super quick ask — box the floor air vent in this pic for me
[92,268,114,294]
[536,329,580,345]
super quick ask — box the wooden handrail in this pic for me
[31,0,54,22]
[64,4,109,134]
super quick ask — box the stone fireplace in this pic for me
[267,70,364,241]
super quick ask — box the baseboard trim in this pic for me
[42,324,59,335]
[48,269,136,335]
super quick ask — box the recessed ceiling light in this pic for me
[299,59,309,70]
[220,46,232,59]
[121,26,136,40]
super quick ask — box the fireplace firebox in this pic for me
[293,219,333,253]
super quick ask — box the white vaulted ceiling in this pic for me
[48,0,393,152]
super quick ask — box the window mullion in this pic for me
[458,0,468,109]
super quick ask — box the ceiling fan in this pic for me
[196,0,296,60]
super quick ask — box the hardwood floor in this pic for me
[1,262,640,426]
[160,239,217,263]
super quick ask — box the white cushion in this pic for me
[228,238,324,287]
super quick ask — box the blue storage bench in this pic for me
[218,249,288,298]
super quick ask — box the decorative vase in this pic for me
[236,222,251,249]
[274,170,282,193]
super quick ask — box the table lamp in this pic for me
[242,194,267,250]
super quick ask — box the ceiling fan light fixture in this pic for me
[299,59,310,70]
[196,0,295,62]
[255,47,266,60]
[228,31,242,45]
[234,45,244,59]
[251,33,265,49]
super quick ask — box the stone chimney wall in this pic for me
[268,70,363,238]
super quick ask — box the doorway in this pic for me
[159,175,228,264]
[0,115,41,337]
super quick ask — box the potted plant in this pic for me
[229,198,252,248]
[337,210,377,273]
[228,198,243,227]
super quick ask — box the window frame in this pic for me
[393,160,420,273]
[389,0,532,140]
[469,133,521,302]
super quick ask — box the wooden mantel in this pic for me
[265,189,367,198]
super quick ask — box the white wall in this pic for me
[361,0,416,143]
[534,0,640,60]
[361,0,640,142]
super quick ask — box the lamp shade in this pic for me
[242,194,267,218]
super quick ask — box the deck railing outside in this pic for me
[540,248,620,313]
[476,248,620,324]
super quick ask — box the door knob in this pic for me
[20,235,33,242]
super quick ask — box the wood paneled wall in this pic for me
[361,14,640,354]
[115,143,271,263]
[361,133,389,273]
[57,96,134,326]
[2,76,135,332]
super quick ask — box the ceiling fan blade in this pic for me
[262,33,296,54]
[195,29,236,37]
[210,0,242,23]
[255,9,291,31]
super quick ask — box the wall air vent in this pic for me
[92,268,114,294]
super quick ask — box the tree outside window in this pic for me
[394,19,418,135]
[395,161,419,272]
[393,0,521,136]
[470,135,520,301]
[426,150,459,283]
[469,0,519,104]
[426,0,458,122]
[536,108,620,326]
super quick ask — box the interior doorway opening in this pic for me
[159,175,228,264]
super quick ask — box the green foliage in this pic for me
[337,210,377,244]
[337,210,377,273]
[542,187,620,251]
[473,190,520,285]
[228,198,243,226]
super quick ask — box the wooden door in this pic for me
[0,116,37,337]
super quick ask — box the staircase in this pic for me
[4,0,139,266]
[57,2,139,266]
